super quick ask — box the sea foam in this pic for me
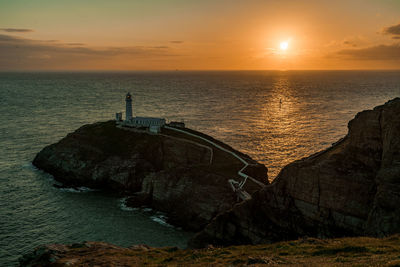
[119,197,139,211]
[59,186,96,193]
[150,213,174,228]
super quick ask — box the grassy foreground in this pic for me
[27,235,400,266]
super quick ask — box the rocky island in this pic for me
[24,98,400,266]
[32,120,268,231]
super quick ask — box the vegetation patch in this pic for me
[312,245,369,256]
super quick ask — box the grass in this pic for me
[161,126,268,186]
[49,235,400,266]
[311,245,369,256]
[161,127,243,166]
[63,120,162,160]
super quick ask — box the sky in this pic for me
[0,0,399,70]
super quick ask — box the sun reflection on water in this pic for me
[255,74,304,179]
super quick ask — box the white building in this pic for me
[125,92,133,120]
[120,92,166,133]
[129,117,166,133]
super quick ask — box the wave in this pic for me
[150,213,174,228]
[22,162,37,170]
[59,186,96,193]
[118,198,173,227]
[119,197,139,211]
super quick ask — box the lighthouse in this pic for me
[118,93,166,133]
[125,92,133,121]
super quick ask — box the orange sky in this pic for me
[0,0,399,70]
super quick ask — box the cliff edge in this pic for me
[19,235,400,266]
[190,98,400,247]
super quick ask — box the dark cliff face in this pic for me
[190,98,400,247]
[33,121,268,231]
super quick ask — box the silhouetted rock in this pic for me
[190,98,400,247]
[33,121,268,231]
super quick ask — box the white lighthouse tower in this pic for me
[125,92,133,121]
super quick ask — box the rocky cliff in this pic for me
[33,122,268,231]
[190,98,400,247]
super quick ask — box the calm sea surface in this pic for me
[1,71,399,265]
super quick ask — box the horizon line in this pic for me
[1,68,400,72]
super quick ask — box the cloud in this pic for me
[383,23,400,35]
[336,43,400,60]
[170,40,184,44]
[325,35,367,49]
[382,23,400,39]
[0,34,179,70]
[151,46,169,49]
[66,43,85,46]
[0,28,33,33]
[343,40,357,47]
[335,24,400,61]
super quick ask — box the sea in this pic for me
[0,70,399,265]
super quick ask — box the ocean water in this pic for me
[0,70,399,265]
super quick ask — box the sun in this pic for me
[280,41,289,50]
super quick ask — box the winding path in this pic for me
[164,126,265,200]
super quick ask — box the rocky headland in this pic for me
[25,98,400,266]
[32,121,268,231]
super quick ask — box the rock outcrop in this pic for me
[190,98,400,247]
[33,122,268,231]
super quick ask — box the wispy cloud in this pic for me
[151,46,169,49]
[332,23,400,61]
[0,28,33,33]
[383,23,400,35]
[66,43,85,46]
[337,43,400,60]
[343,40,357,47]
[382,23,400,39]
[0,34,179,70]
[170,40,184,44]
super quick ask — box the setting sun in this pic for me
[280,41,289,51]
